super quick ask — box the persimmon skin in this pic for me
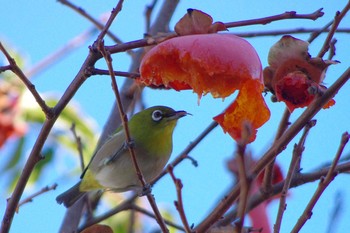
[139,34,270,143]
[139,34,262,99]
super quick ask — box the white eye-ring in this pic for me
[152,110,163,122]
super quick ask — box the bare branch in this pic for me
[79,197,136,231]
[154,121,217,183]
[70,123,85,172]
[223,160,350,228]
[225,8,324,28]
[0,65,11,72]
[0,42,53,117]
[328,38,337,60]
[17,184,58,211]
[97,1,123,43]
[291,132,349,233]
[273,120,316,233]
[145,0,159,32]
[262,109,290,194]
[25,28,97,78]
[235,27,350,38]
[58,0,126,46]
[106,9,328,55]
[91,68,140,79]
[317,1,350,58]
[234,124,252,233]
[168,166,192,233]
[308,20,334,43]
[131,204,185,231]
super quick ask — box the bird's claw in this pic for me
[139,184,152,196]
[124,139,135,150]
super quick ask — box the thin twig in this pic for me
[222,160,350,228]
[57,0,128,47]
[131,204,185,231]
[2,50,94,233]
[308,20,334,43]
[79,197,136,231]
[0,65,12,72]
[79,197,185,232]
[234,127,251,233]
[17,184,58,211]
[106,9,326,55]
[291,132,349,233]
[317,1,350,58]
[96,0,124,42]
[70,123,85,172]
[145,0,158,32]
[154,121,217,183]
[225,8,324,28]
[328,38,337,60]
[233,28,350,38]
[127,206,136,233]
[273,120,316,233]
[91,68,140,79]
[262,109,290,194]
[97,40,146,191]
[25,27,98,78]
[0,43,53,118]
[168,166,192,233]
[98,40,169,232]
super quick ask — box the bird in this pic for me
[56,106,187,207]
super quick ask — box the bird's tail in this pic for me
[56,182,85,208]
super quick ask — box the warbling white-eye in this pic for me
[56,106,187,207]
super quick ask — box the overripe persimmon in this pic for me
[139,34,270,142]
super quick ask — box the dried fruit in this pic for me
[263,35,337,112]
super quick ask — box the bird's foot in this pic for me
[124,139,135,150]
[139,184,152,196]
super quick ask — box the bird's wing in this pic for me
[80,129,126,179]
[100,141,128,166]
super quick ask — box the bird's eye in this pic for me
[152,110,163,122]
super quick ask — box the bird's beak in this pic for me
[167,110,189,121]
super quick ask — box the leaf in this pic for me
[174,8,226,35]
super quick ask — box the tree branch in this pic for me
[225,8,324,28]
[0,43,53,117]
[291,132,349,233]
[273,120,316,233]
[91,68,140,79]
[17,184,58,211]
[168,166,192,233]
[58,0,126,46]
[317,1,350,58]
[222,160,350,228]
[70,123,85,172]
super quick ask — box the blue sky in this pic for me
[1,1,350,232]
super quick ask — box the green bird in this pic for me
[56,106,187,207]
